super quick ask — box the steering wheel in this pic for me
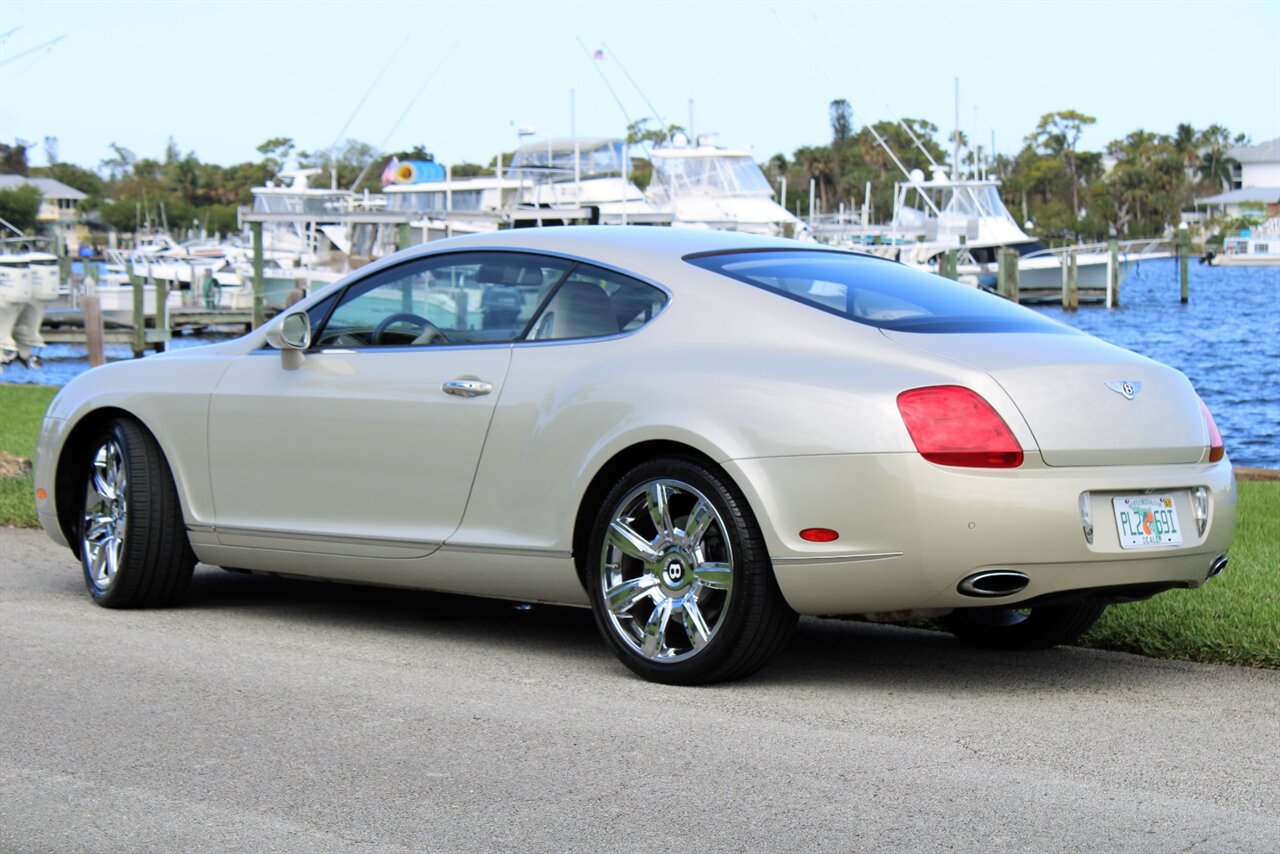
[372,312,449,346]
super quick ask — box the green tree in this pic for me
[0,141,30,176]
[297,139,380,191]
[626,118,684,147]
[0,185,41,232]
[829,99,853,149]
[1196,124,1237,192]
[1173,123,1200,172]
[99,143,136,182]
[256,137,295,178]
[1029,110,1096,218]
[451,162,493,178]
[1103,129,1185,236]
[392,145,433,161]
[793,145,837,214]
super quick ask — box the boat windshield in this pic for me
[941,184,1015,221]
[508,140,629,179]
[385,190,485,212]
[687,250,1076,334]
[652,154,773,195]
[252,193,350,215]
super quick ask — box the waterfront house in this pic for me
[1194,137,1280,220]
[0,174,87,250]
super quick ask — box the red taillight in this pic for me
[896,385,1024,468]
[1199,398,1225,463]
[799,528,839,542]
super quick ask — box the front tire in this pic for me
[79,418,195,608]
[586,457,796,684]
[941,602,1106,650]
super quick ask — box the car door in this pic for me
[207,251,571,554]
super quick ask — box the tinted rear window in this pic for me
[686,250,1076,334]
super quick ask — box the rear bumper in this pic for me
[724,453,1236,615]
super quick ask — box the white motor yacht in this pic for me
[853,167,1165,290]
[646,136,804,237]
[383,137,666,239]
[1210,217,1280,266]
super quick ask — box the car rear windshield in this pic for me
[685,249,1076,334]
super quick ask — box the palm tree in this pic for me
[1196,125,1236,192]
[794,146,836,215]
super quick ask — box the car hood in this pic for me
[882,330,1207,466]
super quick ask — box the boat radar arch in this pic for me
[273,169,324,190]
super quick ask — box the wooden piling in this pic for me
[153,278,169,353]
[1179,228,1190,304]
[1061,250,1080,311]
[997,248,1019,302]
[1061,250,1070,309]
[1107,237,1120,308]
[83,279,105,368]
[130,263,145,357]
[197,268,213,309]
[941,248,958,280]
[54,231,70,286]
[251,221,265,329]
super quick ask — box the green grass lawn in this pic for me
[1080,479,1279,668]
[1,383,1276,667]
[0,384,57,529]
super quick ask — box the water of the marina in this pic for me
[1037,258,1279,469]
[3,259,1277,468]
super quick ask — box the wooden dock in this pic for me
[41,306,258,345]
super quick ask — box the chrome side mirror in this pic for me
[265,310,311,369]
[265,310,311,350]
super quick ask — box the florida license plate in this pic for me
[1112,494,1183,549]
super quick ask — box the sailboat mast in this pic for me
[953,77,960,181]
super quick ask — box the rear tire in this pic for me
[586,457,796,685]
[941,602,1106,650]
[79,418,195,608]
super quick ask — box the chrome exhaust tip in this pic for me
[957,570,1030,598]
[1207,555,1228,579]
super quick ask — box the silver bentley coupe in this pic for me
[34,227,1235,683]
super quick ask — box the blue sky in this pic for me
[2,0,1278,171]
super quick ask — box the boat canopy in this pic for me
[385,189,488,212]
[940,181,1016,223]
[650,152,773,196]
[508,138,631,179]
[252,193,352,215]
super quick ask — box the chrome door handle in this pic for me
[442,379,493,398]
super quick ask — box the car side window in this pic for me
[314,252,571,349]
[527,263,668,341]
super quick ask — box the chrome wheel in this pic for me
[82,438,128,592]
[599,479,734,663]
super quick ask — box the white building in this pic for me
[0,175,87,224]
[1195,138,1280,219]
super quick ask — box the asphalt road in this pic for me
[2,527,1278,853]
